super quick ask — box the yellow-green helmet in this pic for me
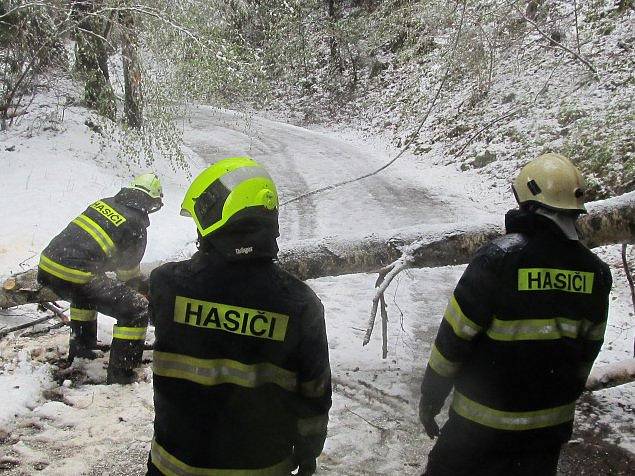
[181,157,278,238]
[512,153,586,213]
[129,173,163,200]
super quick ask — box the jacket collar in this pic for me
[505,209,571,240]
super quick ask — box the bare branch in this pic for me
[573,0,581,54]
[363,255,414,349]
[0,2,50,20]
[516,6,597,76]
[0,315,54,339]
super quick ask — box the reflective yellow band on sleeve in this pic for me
[72,214,116,257]
[451,391,576,431]
[299,369,331,398]
[428,344,461,378]
[70,307,97,322]
[112,325,147,341]
[116,265,141,281]
[151,439,294,476]
[39,254,93,284]
[153,351,298,392]
[443,295,482,341]
[297,414,329,436]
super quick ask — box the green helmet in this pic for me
[181,157,278,238]
[129,173,163,199]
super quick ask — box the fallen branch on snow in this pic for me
[362,191,635,357]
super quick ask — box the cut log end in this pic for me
[3,277,17,291]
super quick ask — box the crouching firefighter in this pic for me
[418,153,612,476]
[37,173,163,384]
[147,157,332,476]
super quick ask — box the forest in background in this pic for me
[1,0,633,197]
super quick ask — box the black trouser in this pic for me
[37,269,148,371]
[424,418,562,476]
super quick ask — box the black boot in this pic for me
[106,336,144,385]
[68,320,98,363]
[106,366,136,385]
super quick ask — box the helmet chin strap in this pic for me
[535,208,580,240]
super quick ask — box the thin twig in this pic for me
[344,406,387,430]
[41,302,70,324]
[573,0,581,54]
[516,6,597,75]
[621,244,635,357]
[380,295,388,359]
[281,0,469,207]
[20,322,65,337]
[0,2,49,20]
[452,107,520,159]
[0,315,54,339]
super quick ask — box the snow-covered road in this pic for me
[181,107,481,242]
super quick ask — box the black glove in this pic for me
[418,399,440,439]
[295,458,317,475]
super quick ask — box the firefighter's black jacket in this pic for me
[148,250,332,474]
[420,210,611,450]
[40,191,149,280]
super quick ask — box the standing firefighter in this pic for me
[419,153,612,476]
[37,173,163,384]
[147,157,331,476]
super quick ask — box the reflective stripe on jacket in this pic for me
[149,251,332,473]
[420,210,612,449]
[39,196,149,280]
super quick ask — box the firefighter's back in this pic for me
[149,251,322,474]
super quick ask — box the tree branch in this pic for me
[516,6,597,76]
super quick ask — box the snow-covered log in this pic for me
[1,192,634,308]
[280,191,635,280]
[586,359,635,391]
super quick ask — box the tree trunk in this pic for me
[279,191,635,280]
[73,0,116,120]
[586,359,635,391]
[2,192,634,309]
[326,0,342,72]
[120,9,143,129]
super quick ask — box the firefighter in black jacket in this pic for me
[419,153,612,476]
[147,157,332,476]
[37,173,163,384]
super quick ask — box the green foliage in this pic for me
[562,111,635,198]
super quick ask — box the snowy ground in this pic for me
[0,100,633,475]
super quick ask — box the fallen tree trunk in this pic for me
[279,191,635,280]
[2,192,634,309]
[586,359,635,391]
